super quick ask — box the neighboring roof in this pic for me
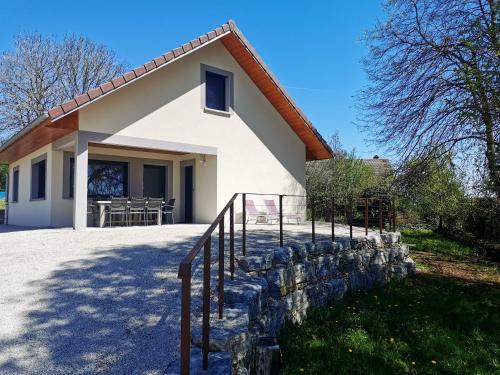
[0,20,333,163]
[362,156,393,177]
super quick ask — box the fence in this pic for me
[177,192,396,374]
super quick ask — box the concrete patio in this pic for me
[0,222,373,374]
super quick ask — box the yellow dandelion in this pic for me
[390,337,395,343]
[411,361,416,366]
[348,348,353,353]
[431,360,437,365]
[300,369,305,373]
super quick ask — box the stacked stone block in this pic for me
[191,232,415,374]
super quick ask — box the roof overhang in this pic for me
[0,112,78,164]
[0,20,333,164]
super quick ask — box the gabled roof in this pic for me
[363,156,393,177]
[0,20,333,163]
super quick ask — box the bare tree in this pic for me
[59,36,126,101]
[358,0,499,196]
[0,34,62,136]
[0,32,127,141]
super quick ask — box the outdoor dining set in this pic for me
[88,197,176,228]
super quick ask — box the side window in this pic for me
[31,156,46,200]
[12,168,19,203]
[206,71,227,111]
[202,65,233,114]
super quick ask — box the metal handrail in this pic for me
[177,192,397,375]
[178,193,239,278]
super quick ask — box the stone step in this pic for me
[191,304,251,365]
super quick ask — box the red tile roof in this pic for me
[47,22,232,120]
[4,20,333,161]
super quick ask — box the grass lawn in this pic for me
[0,199,5,210]
[279,229,500,374]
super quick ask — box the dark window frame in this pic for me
[31,154,47,201]
[12,167,19,203]
[201,64,234,114]
[205,71,227,111]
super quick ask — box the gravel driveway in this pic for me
[0,225,210,375]
[0,222,367,374]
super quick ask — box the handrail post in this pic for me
[242,193,246,256]
[364,198,368,236]
[202,240,211,370]
[279,195,283,247]
[218,217,225,319]
[179,264,192,375]
[393,198,397,232]
[331,196,335,242]
[379,198,383,234]
[388,199,392,232]
[230,202,234,280]
[349,198,353,239]
[311,197,316,244]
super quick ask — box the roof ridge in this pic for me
[1,20,334,161]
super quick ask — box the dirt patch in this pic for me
[413,250,500,286]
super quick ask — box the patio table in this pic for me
[95,200,164,228]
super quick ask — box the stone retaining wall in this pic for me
[190,232,415,374]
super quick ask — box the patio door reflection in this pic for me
[70,158,129,199]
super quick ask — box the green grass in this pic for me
[279,230,500,374]
[0,199,5,210]
[401,229,477,257]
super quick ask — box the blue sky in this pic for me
[0,0,385,158]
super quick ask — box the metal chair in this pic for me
[146,197,163,225]
[87,200,97,227]
[163,198,176,224]
[107,197,129,227]
[129,197,147,226]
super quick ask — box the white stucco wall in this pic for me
[8,39,308,227]
[50,149,73,227]
[8,144,53,227]
[78,40,306,221]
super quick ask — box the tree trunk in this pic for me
[479,100,500,198]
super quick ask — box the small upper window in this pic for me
[205,71,227,111]
[12,168,19,203]
[31,158,46,200]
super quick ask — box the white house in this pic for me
[0,21,332,229]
